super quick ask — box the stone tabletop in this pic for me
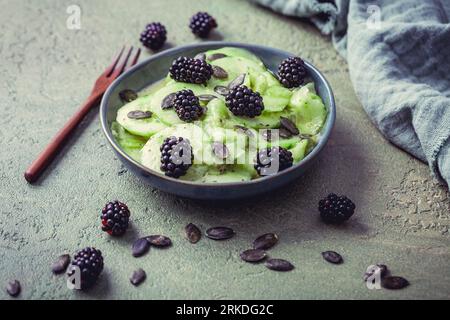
[1,0,449,299]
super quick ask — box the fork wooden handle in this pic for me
[24,92,102,183]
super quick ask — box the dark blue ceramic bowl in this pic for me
[100,42,335,200]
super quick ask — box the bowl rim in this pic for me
[100,41,336,187]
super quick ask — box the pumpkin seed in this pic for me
[127,110,153,120]
[262,129,272,141]
[234,125,255,138]
[240,249,267,263]
[161,93,176,109]
[228,74,246,90]
[212,141,229,159]
[214,85,230,96]
[51,254,71,274]
[279,127,292,139]
[264,259,294,272]
[207,53,227,61]
[382,276,409,290]
[6,280,21,297]
[119,89,138,102]
[212,65,228,79]
[206,227,235,240]
[194,52,206,60]
[146,235,172,248]
[132,238,151,257]
[185,223,201,243]
[130,268,146,286]
[253,233,279,250]
[280,117,299,135]
[363,264,389,281]
[321,251,343,264]
[198,94,217,103]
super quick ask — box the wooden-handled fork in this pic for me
[24,46,141,183]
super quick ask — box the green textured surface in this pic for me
[1,0,449,300]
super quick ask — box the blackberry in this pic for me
[169,56,213,84]
[254,146,293,176]
[140,22,167,50]
[278,57,307,88]
[319,194,356,224]
[100,201,130,236]
[189,12,218,38]
[67,247,104,290]
[160,137,193,178]
[173,89,204,122]
[225,85,264,118]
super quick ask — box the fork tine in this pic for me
[111,46,133,78]
[104,46,125,76]
[130,48,141,67]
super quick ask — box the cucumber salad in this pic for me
[112,47,327,183]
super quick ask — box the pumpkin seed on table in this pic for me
[161,93,176,109]
[51,254,71,274]
[212,142,229,160]
[280,117,299,135]
[132,238,151,257]
[119,89,138,102]
[127,110,153,120]
[185,223,201,243]
[207,53,227,61]
[205,227,235,240]
[363,264,389,281]
[228,74,246,90]
[130,268,147,286]
[253,233,279,250]
[214,85,230,96]
[382,276,409,290]
[321,251,343,264]
[6,280,21,297]
[240,249,267,263]
[264,259,294,272]
[146,235,172,248]
[212,65,228,79]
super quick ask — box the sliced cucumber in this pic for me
[290,139,309,162]
[111,121,146,162]
[262,85,292,112]
[205,47,264,66]
[200,166,253,183]
[226,111,282,129]
[207,57,261,88]
[116,96,168,138]
[250,73,268,94]
[289,85,327,135]
[203,98,229,127]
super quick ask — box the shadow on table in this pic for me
[151,119,372,240]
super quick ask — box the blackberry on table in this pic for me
[67,247,104,290]
[160,137,193,178]
[278,56,307,88]
[318,193,356,224]
[173,89,204,122]
[140,22,167,50]
[189,12,218,38]
[101,201,130,236]
[169,56,213,85]
[225,85,264,118]
[254,146,293,176]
